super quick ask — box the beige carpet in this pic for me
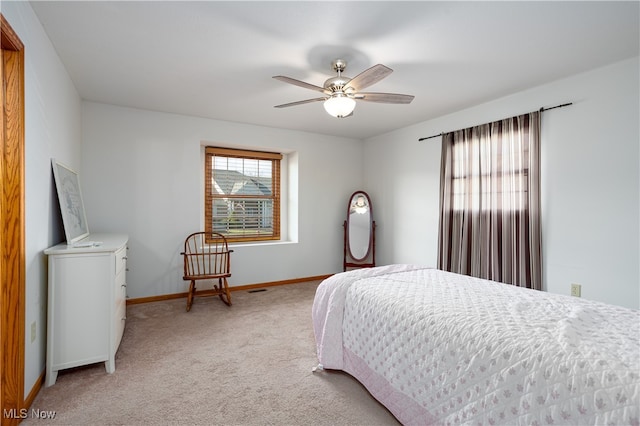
[24,282,400,425]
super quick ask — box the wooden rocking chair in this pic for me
[182,232,233,311]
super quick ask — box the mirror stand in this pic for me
[343,190,376,271]
[343,221,376,271]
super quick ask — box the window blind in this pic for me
[205,147,282,242]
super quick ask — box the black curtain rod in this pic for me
[539,102,573,112]
[418,102,573,141]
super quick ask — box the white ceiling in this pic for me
[29,1,639,140]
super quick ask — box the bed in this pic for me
[312,265,640,425]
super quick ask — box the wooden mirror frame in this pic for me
[343,190,376,271]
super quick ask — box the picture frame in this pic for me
[51,158,90,244]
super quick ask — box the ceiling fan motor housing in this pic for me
[324,76,351,94]
[325,59,352,95]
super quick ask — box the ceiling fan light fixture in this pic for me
[323,95,356,118]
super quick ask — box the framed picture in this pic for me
[51,159,90,243]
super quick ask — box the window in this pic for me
[450,130,530,212]
[205,147,282,243]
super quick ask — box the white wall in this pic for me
[81,103,363,299]
[364,57,640,310]
[2,2,83,397]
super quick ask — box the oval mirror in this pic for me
[347,191,373,261]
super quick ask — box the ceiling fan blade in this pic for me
[274,97,327,108]
[345,64,392,91]
[272,76,329,94]
[356,92,415,104]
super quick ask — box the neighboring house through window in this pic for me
[205,147,282,242]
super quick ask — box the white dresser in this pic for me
[44,233,128,387]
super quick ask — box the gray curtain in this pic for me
[438,111,541,290]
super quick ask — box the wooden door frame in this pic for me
[1,13,26,426]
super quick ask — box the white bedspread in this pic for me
[312,265,640,425]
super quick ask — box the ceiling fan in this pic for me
[273,59,415,118]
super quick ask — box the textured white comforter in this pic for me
[312,265,640,425]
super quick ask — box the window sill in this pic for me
[229,240,297,249]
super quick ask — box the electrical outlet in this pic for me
[30,321,36,343]
[571,283,581,297]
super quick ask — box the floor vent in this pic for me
[247,289,267,293]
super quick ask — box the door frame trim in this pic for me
[1,12,26,426]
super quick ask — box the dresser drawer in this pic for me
[115,245,127,275]
[115,268,126,305]
[113,300,126,350]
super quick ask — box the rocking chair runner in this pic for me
[182,232,233,311]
